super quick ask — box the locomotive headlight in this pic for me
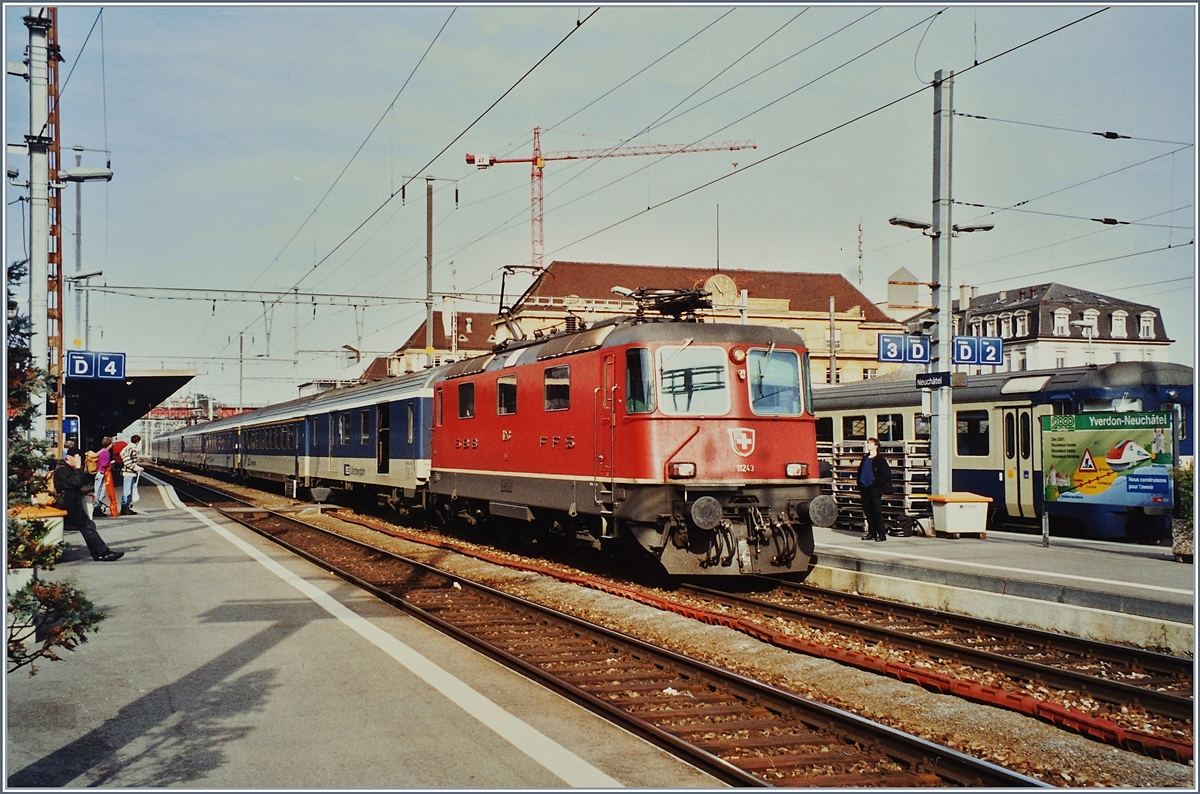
[669,462,696,479]
[729,348,746,364]
[786,462,809,478]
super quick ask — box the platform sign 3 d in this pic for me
[1040,412,1174,509]
[67,351,125,380]
[953,336,1003,366]
[878,334,930,364]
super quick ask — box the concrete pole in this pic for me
[73,147,82,345]
[25,9,51,441]
[425,177,434,369]
[930,69,954,497]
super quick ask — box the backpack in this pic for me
[85,451,99,474]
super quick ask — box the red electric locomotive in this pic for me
[427,289,837,577]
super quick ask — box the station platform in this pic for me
[808,523,1195,655]
[5,484,721,789]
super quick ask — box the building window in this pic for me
[1111,310,1127,338]
[1015,311,1029,337]
[985,315,997,337]
[970,320,982,337]
[826,366,841,384]
[1055,351,1066,369]
[863,368,878,380]
[956,410,990,457]
[999,314,1012,339]
[1017,350,1027,371]
[1083,309,1099,334]
[1139,312,1156,339]
[458,382,475,419]
[842,415,867,441]
[1113,351,1121,363]
[544,365,571,411]
[1004,352,1012,371]
[1053,308,1070,336]
[815,417,834,443]
[497,375,517,415]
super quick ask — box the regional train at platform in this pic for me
[153,290,838,578]
[810,361,1193,542]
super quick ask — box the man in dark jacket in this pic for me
[857,437,894,542]
[53,452,124,562]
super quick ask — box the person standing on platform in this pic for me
[119,434,144,516]
[53,452,124,561]
[96,437,119,517]
[857,437,894,542]
[110,436,128,509]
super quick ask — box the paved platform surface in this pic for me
[5,485,721,789]
[812,524,1194,621]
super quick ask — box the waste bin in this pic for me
[927,492,991,538]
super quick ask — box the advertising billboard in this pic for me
[1040,412,1174,509]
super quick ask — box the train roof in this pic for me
[159,364,449,438]
[811,361,1193,411]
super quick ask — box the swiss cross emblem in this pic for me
[729,428,755,457]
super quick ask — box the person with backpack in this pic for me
[95,437,119,517]
[119,434,145,516]
[53,451,124,561]
[110,436,127,505]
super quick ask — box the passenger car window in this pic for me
[843,415,867,441]
[657,345,729,416]
[956,410,990,457]
[748,348,801,415]
[544,366,570,411]
[876,413,904,442]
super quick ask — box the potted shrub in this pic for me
[1171,464,1193,563]
[6,260,106,674]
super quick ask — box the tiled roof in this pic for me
[398,310,498,351]
[516,261,894,323]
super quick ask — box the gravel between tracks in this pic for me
[311,513,1193,788]
[172,476,1193,787]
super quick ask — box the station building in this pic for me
[363,261,908,386]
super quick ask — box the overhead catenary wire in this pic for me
[973,241,1195,287]
[955,112,1192,147]
[546,8,1110,262]
[952,201,1192,229]
[246,8,457,290]
[212,8,601,364]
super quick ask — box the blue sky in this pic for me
[5,4,1195,407]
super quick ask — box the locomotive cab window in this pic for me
[625,348,656,414]
[956,410,990,457]
[657,345,730,416]
[544,366,570,411]
[458,382,476,419]
[497,375,517,415]
[748,347,801,415]
[843,415,867,441]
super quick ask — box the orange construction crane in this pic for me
[467,127,755,268]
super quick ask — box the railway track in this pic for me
[682,582,1195,724]
[156,470,1043,787]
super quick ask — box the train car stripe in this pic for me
[154,480,622,788]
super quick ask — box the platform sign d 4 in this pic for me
[1040,412,1173,509]
[878,334,930,364]
[67,351,125,380]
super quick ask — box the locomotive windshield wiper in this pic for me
[752,342,775,406]
[659,337,694,375]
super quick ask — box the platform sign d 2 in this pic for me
[953,336,1003,365]
[1040,412,1173,509]
[96,353,126,380]
[878,334,930,364]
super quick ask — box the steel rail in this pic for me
[156,470,1045,788]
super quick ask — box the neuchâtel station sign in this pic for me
[1040,412,1174,509]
